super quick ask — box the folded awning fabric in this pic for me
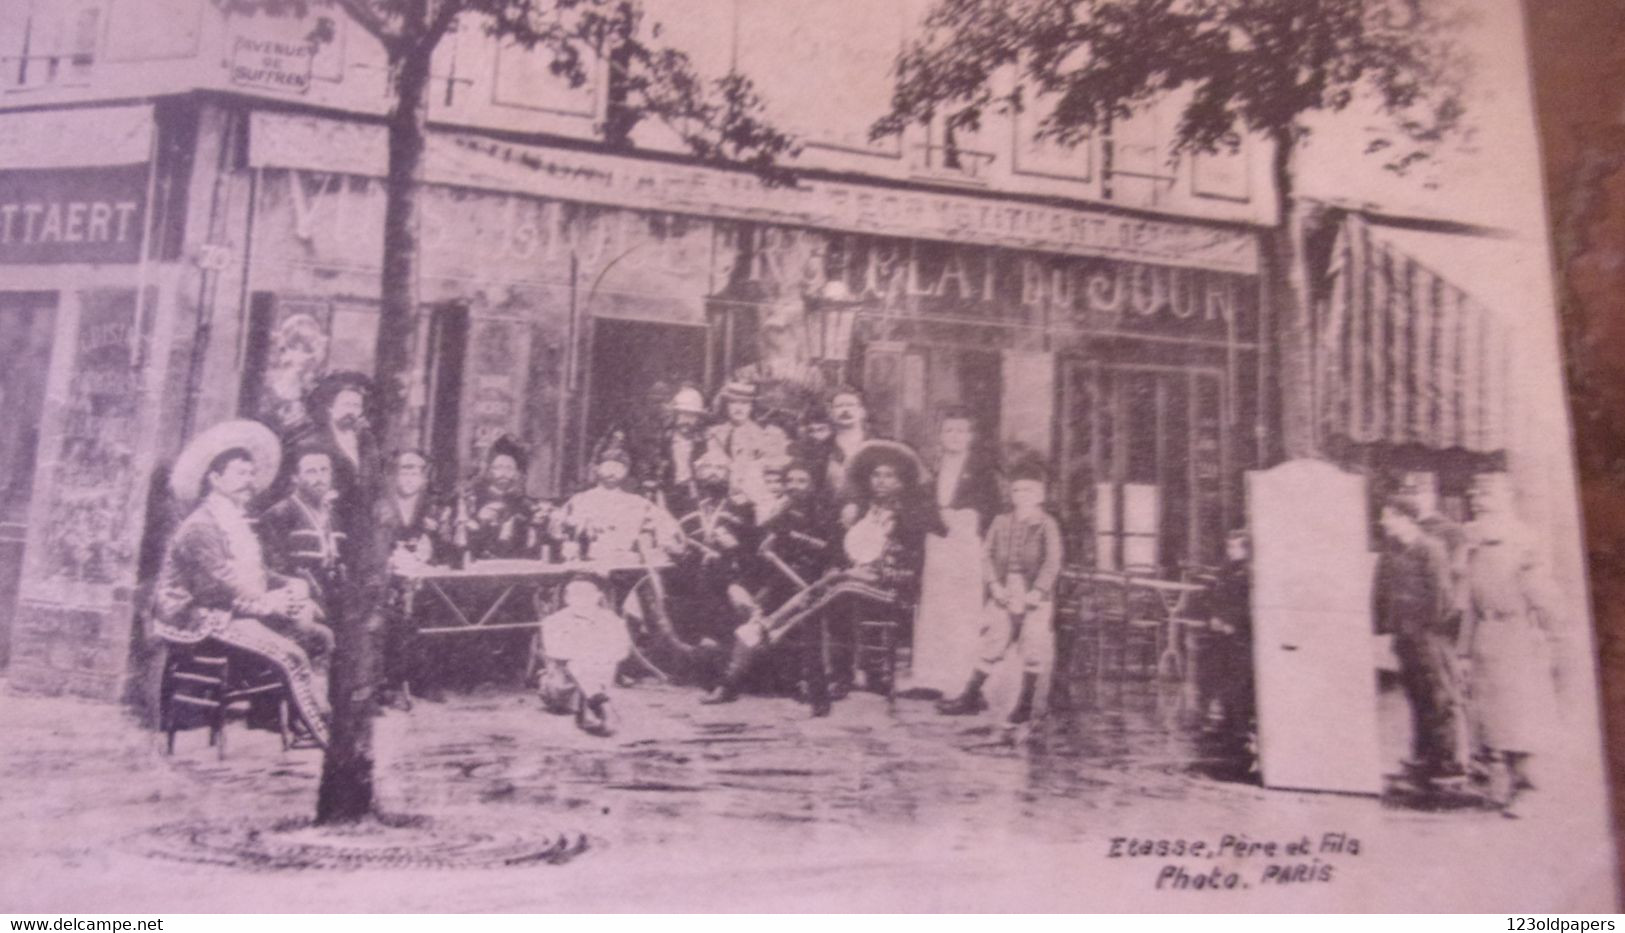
[1314,214,1510,453]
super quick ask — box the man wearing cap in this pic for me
[706,381,770,498]
[649,385,709,506]
[557,444,685,563]
[1460,473,1562,816]
[456,435,545,562]
[153,420,332,746]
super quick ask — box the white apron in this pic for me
[910,507,986,692]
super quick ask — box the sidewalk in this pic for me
[0,677,1611,911]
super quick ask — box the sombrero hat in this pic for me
[845,439,926,495]
[169,419,282,502]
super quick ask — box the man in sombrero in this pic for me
[702,439,941,710]
[152,420,333,747]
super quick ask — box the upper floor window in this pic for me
[910,114,995,184]
[2,1,101,91]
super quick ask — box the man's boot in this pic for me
[1007,671,1039,725]
[936,670,989,715]
[700,638,760,705]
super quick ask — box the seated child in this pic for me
[538,575,633,736]
[937,456,1063,726]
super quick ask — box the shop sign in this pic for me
[729,227,1256,342]
[248,111,1263,275]
[0,165,147,265]
[230,32,315,95]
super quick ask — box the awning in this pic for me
[1314,214,1510,453]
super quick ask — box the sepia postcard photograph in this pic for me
[0,0,1618,914]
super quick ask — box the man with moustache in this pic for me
[668,447,757,646]
[154,420,333,746]
[823,386,872,494]
[457,435,544,562]
[258,446,352,619]
[278,371,380,536]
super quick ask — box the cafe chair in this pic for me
[158,638,318,759]
[852,615,902,704]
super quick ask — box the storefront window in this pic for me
[1063,360,1229,576]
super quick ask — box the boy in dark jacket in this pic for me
[938,456,1063,725]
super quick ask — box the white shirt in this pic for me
[204,491,269,594]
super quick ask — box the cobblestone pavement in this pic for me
[0,675,1614,912]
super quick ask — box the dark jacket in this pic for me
[981,510,1064,599]
[257,493,351,604]
[1374,535,1452,639]
[930,451,1003,536]
[153,495,297,640]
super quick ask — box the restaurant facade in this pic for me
[0,92,1277,699]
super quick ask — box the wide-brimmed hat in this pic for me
[845,439,925,496]
[670,386,707,416]
[305,370,372,417]
[170,420,282,502]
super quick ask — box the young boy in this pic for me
[538,575,632,737]
[937,456,1063,725]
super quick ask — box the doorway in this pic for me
[584,318,706,477]
[0,292,57,667]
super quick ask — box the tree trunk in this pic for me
[315,38,432,825]
[1268,126,1318,461]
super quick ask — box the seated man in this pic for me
[668,448,757,645]
[457,435,545,562]
[373,448,452,709]
[153,420,333,747]
[557,446,684,563]
[745,459,838,713]
[257,445,351,617]
[537,575,633,737]
[703,440,938,713]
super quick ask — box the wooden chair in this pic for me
[158,639,318,758]
[853,615,902,704]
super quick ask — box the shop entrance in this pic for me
[584,318,706,471]
[0,292,57,667]
[1058,360,1230,575]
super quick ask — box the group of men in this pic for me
[1374,469,1562,816]
[150,368,936,741]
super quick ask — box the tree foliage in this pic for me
[872,0,1474,184]
[216,0,797,175]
